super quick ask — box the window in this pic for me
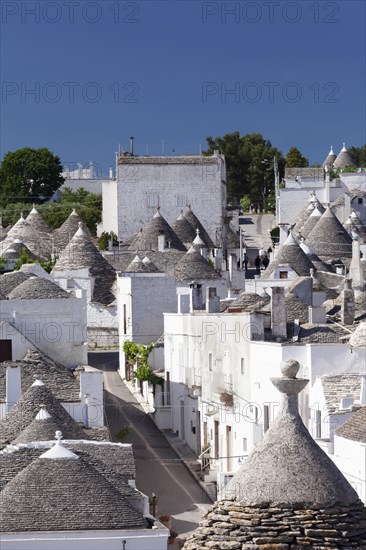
[0,340,12,362]
[279,270,288,279]
[147,194,159,207]
[176,194,187,207]
[242,438,247,452]
[208,353,213,371]
[240,357,244,375]
[358,198,363,204]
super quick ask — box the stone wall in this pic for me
[183,498,366,548]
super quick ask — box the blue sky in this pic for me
[1,0,365,173]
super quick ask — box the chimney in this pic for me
[130,136,134,156]
[189,282,204,313]
[228,253,237,287]
[213,150,219,157]
[340,279,355,326]
[271,287,287,340]
[214,249,222,270]
[308,305,326,324]
[109,166,113,179]
[158,231,166,252]
[6,365,21,413]
[206,287,220,313]
[349,239,363,288]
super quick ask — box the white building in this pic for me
[162,282,365,500]
[0,272,88,367]
[99,153,227,245]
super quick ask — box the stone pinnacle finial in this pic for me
[281,359,300,378]
[271,360,308,415]
[55,430,63,442]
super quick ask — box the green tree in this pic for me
[348,145,366,167]
[204,132,285,205]
[98,231,117,251]
[285,147,309,168]
[239,195,251,213]
[0,147,64,206]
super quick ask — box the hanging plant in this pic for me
[123,340,163,386]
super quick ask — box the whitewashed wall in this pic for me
[101,155,226,242]
[332,435,366,504]
[0,297,88,368]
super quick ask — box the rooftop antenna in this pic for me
[162,139,164,155]
[146,145,149,155]
[199,143,202,155]
[118,143,121,156]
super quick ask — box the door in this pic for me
[0,340,12,362]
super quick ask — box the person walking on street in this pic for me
[254,255,261,274]
[262,255,270,270]
[243,253,249,271]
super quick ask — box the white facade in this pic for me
[53,269,118,348]
[163,301,366,501]
[1,526,169,549]
[0,295,88,368]
[279,172,366,226]
[100,154,227,243]
[332,433,366,504]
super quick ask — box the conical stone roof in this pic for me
[262,233,315,278]
[0,271,33,297]
[184,206,216,249]
[53,209,95,251]
[128,208,186,252]
[13,409,62,444]
[7,276,72,301]
[2,240,38,261]
[171,210,198,248]
[53,224,116,304]
[333,143,356,170]
[183,360,366,549]
[345,211,366,241]
[125,254,150,273]
[26,206,52,234]
[322,145,337,167]
[299,206,322,239]
[174,246,221,281]
[141,255,159,272]
[0,215,51,260]
[0,349,80,403]
[299,240,334,273]
[0,436,147,533]
[306,207,353,259]
[292,193,324,237]
[0,380,89,443]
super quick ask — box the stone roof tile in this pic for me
[306,207,353,259]
[174,247,221,281]
[7,276,72,300]
[335,406,366,443]
[0,350,80,403]
[128,208,186,252]
[0,445,146,532]
[0,382,88,443]
[53,224,116,305]
[321,374,362,414]
[0,271,33,297]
